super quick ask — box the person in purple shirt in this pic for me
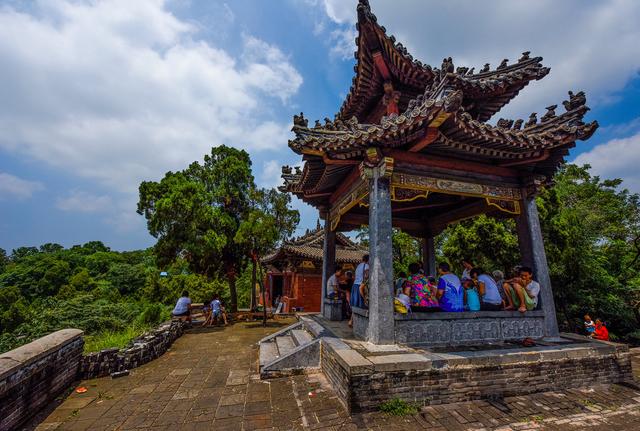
[436,262,464,312]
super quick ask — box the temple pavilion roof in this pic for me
[280,0,599,214]
[262,223,366,265]
[340,0,550,124]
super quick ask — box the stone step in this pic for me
[275,335,296,357]
[259,340,279,367]
[291,329,313,346]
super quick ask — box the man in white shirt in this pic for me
[172,290,192,322]
[326,267,343,299]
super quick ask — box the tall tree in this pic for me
[235,188,299,310]
[0,248,8,274]
[138,146,258,311]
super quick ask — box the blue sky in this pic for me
[1,0,640,252]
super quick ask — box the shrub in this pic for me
[379,398,419,416]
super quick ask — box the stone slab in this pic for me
[368,353,432,371]
[275,335,296,356]
[291,329,313,346]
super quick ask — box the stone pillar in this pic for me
[515,215,533,268]
[518,195,560,338]
[367,165,395,344]
[320,220,336,316]
[422,236,436,276]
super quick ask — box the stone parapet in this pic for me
[80,320,185,379]
[0,329,84,431]
[320,329,634,413]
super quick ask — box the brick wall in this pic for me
[0,329,84,431]
[321,336,634,413]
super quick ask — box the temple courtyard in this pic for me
[25,319,640,431]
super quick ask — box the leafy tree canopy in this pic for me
[137,145,299,311]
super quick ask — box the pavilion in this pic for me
[280,0,598,345]
[261,223,366,313]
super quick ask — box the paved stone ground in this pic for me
[28,319,640,431]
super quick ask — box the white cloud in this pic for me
[56,190,113,213]
[0,0,302,215]
[313,0,640,120]
[0,172,43,200]
[573,132,640,193]
[259,159,283,188]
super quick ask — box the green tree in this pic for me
[440,215,519,274]
[0,286,28,332]
[137,146,256,311]
[11,247,38,260]
[355,228,420,275]
[39,243,64,253]
[537,164,640,333]
[107,263,147,295]
[235,188,299,310]
[0,248,8,274]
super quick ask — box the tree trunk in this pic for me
[225,263,238,312]
[251,254,257,312]
[258,259,267,327]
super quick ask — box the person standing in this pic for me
[349,255,369,327]
[436,262,464,312]
[326,267,342,299]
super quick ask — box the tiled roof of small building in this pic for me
[262,224,366,265]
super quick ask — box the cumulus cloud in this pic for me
[56,190,113,213]
[573,132,640,193]
[259,160,284,188]
[313,0,640,119]
[0,0,302,199]
[0,172,43,200]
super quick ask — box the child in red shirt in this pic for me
[591,319,609,341]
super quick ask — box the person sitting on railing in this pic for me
[491,270,514,310]
[471,267,503,311]
[407,262,439,311]
[436,262,464,312]
[590,319,609,341]
[171,290,192,322]
[503,266,540,313]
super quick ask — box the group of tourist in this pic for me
[393,260,540,314]
[171,290,228,326]
[326,256,543,319]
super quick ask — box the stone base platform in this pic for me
[306,315,635,413]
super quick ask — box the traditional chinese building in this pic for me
[280,0,598,345]
[261,223,366,312]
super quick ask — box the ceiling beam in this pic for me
[372,51,391,80]
[409,127,439,152]
[427,199,490,233]
[386,149,520,178]
[329,166,362,205]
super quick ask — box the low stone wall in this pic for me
[351,308,547,345]
[0,329,84,431]
[321,332,634,413]
[80,320,185,379]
